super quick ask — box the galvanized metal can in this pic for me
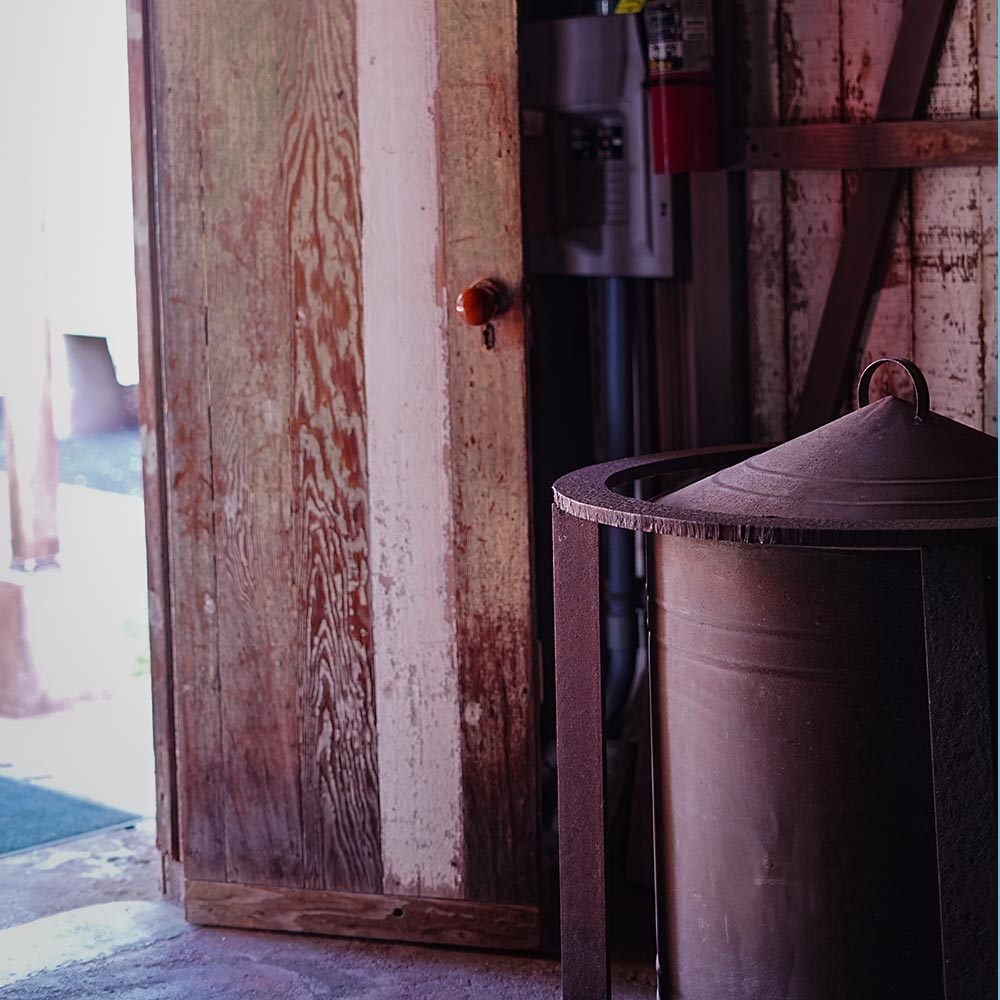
[649,537,942,999]
[552,359,997,1000]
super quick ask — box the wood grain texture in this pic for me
[743,0,788,441]
[792,0,955,433]
[779,0,844,418]
[154,0,536,924]
[842,0,914,406]
[436,0,539,906]
[280,0,381,896]
[153,0,380,893]
[197,0,303,887]
[789,0,960,434]
[978,0,997,435]
[126,0,177,860]
[357,0,466,900]
[913,0,984,429]
[185,879,540,951]
[981,167,998,435]
[741,0,994,436]
[149,0,226,882]
[741,118,997,170]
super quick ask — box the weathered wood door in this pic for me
[131,0,538,947]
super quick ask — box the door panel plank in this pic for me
[197,1,302,887]
[357,0,466,900]
[150,0,227,882]
[281,0,382,896]
[154,0,381,892]
[436,0,538,905]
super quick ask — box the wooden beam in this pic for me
[739,118,997,171]
[791,0,959,435]
[185,879,540,951]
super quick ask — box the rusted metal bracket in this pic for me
[790,0,959,436]
[921,546,997,1000]
[553,505,610,1000]
[738,118,997,172]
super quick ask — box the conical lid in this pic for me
[662,359,997,528]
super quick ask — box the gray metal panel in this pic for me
[520,15,674,278]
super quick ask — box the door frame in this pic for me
[126,0,179,864]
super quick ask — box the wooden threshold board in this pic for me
[184,880,541,951]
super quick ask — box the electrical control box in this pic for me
[520,15,674,278]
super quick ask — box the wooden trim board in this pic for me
[436,0,539,908]
[125,0,178,861]
[740,118,997,171]
[185,880,541,951]
[356,0,466,900]
[357,0,538,905]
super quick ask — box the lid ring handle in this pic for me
[857,358,930,422]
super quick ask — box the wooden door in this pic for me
[130,0,538,948]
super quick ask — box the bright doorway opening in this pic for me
[0,2,156,863]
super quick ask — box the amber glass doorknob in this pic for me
[455,279,507,326]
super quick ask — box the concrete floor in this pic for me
[0,822,657,999]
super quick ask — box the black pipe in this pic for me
[602,276,637,734]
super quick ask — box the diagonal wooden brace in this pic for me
[791,0,959,435]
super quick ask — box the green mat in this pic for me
[0,775,139,855]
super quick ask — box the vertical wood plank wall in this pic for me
[742,0,998,438]
[144,0,538,943]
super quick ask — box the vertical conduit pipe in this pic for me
[602,276,637,734]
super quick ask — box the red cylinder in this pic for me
[649,76,718,173]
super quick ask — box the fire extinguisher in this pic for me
[640,0,718,173]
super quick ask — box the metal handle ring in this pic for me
[857,358,931,422]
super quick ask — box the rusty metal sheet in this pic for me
[553,506,610,1000]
